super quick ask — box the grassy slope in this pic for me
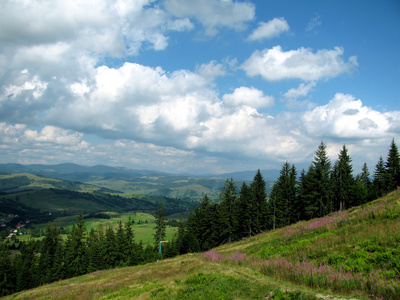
[4,191,400,300]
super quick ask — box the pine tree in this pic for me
[64,214,87,277]
[250,170,268,233]
[332,145,355,210]
[86,227,104,272]
[373,156,386,198]
[38,224,62,284]
[196,195,217,251]
[124,216,136,266]
[298,165,320,220]
[354,162,372,205]
[219,178,238,244]
[153,203,166,245]
[385,139,400,192]
[237,182,252,237]
[311,142,332,217]
[103,225,118,268]
[115,221,126,266]
[270,162,298,229]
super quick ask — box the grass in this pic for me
[4,190,400,299]
[3,254,320,300]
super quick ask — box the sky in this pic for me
[0,0,399,175]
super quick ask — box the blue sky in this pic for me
[0,0,399,175]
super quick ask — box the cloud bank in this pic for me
[0,0,398,174]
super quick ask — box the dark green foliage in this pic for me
[311,142,332,217]
[250,170,268,234]
[237,182,252,237]
[385,139,400,191]
[332,145,355,210]
[153,203,166,245]
[373,156,386,198]
[37,224,63,284]
[64,214,87,277]
[0,245,15,296]
[354,163,373,205]
[218,179,238,244]
[269,162,298,229]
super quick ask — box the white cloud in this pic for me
[283,82,316,100]
[242,46,358,81]
[164,0,255,36]
[248,18,289,41]
[195,60,227,82]
[222,87,274,109]
[302,93,396,139]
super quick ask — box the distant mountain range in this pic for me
[0,163,279,182]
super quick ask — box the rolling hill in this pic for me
[0,163,276,201]
[0,173,198,220]
[4,190,400,299]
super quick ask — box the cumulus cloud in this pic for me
[164,0,255,36]
[302,93,396,138]
[242,46,358,81]
[222,87,274,109]
[195,60,227,82]
[283,82,316,100]
[248,17,289,41]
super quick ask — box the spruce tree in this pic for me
[102,225,117,268]
[237,182,253,237]
[38,224,62,284]
[332,145,355,210]
[354,163,372,205]
[87,228,104,272]
[270,162,298,229]
[153,203,166,245]
[299,165,320,220]
[64,214,87,277]
[124,216,136,266]
[385,138,400,191]
[218,178,238,244]
[250,170,268,233]
[196,195,217,251]
[373,156,386,198]
[311,142,332,217]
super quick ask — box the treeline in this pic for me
[173,139,400,254]
[0,216,162,296]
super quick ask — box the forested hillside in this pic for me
[0,139,399,298]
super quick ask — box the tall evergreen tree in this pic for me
[153,203,166,245]
[311,142,332,217]
[219,178,238,244]
[385,138,400,191]
[237,182,253,237]
[270,162,298,229]
[298,165,320,220]
[354,162,372,205]
[250,170,268,233]
[124,216,136,266]
[373,156,386,198]
[332,145,355,210]
[64,214,87,277]
[196,195,217,251]
[38,224,63,284]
